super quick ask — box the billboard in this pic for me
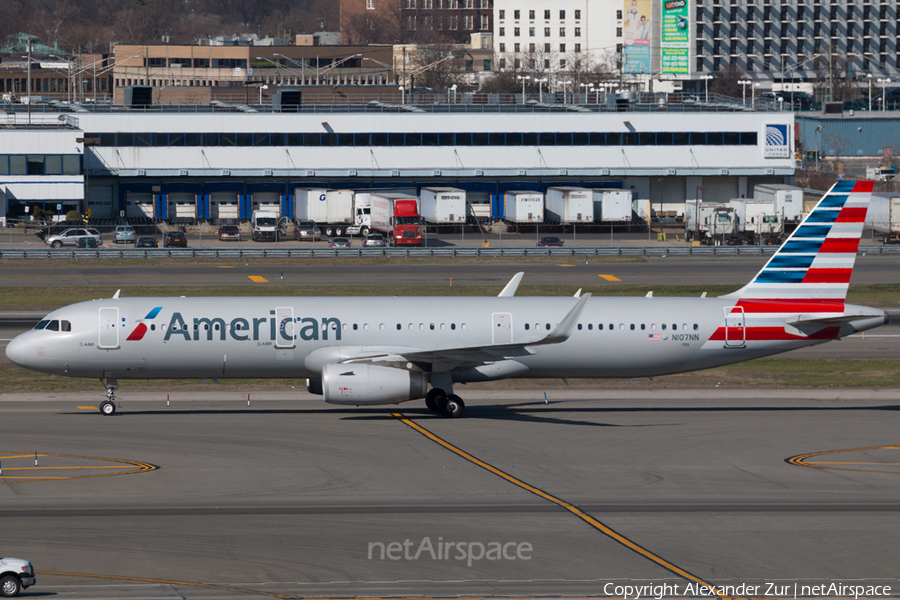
[623,0,651,74]
[661,0,690,74]
[764,124,790,159]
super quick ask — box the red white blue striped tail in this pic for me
[724,180,873,302]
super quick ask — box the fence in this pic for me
[0,245,895,260]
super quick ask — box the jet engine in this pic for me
[321,363,427,405]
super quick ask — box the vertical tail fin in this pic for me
[723,180,873,302]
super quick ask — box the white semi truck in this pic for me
[728,198,785,245]
[293,188,355,237]
[685,201,740,245]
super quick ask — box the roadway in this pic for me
[0,254,898,288]
[1,391,899,599]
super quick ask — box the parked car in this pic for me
[331,237,351,248]
[45,228,102,248]
[294,219,320,241]
[135,236,159,248]
[874,88,900,110]
[537,236,564,247]
[218,225,241,242]
[363,233,386,247]
[113,225,136,244]
[34,221,82,241]
[0,557,36,597]
[164,231,188,248]
[75,236,100,248]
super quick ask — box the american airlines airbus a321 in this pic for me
[5,181,888,418]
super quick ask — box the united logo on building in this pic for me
[764,124,790,158]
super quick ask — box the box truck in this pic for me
[503,191,544,223]
[545,187,594,223]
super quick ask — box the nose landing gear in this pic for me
[99,379,118,416]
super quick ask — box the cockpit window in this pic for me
[45,320,60,331]
[34,320,49,330]
[61,320,71,331]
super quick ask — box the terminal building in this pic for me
[1,99,794,224]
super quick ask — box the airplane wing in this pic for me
[346,293,591,366]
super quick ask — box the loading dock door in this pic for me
[210,192,239,221]
[168,193,196,219]
[87,186,114,219]
[252,192,281,216]
[126,193,153,218]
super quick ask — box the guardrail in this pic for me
[0,245,896,260]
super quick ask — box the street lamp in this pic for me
[559,80,572,103]
[399,85,405,104]
[738,79,752,106]
[448,83,457,104]
[535,77,548,102]
[579,82,593,104]
[751,82,760,106]
[815,125,824,171]
[259,84,268,104]
[867,74,873,111]
[517,75,530,102]
[700,74,713,102]
[878,78,891,111]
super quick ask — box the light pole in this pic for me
[449,83,457,103]
[259,84,268,104]
[751,82,760,107]
[814,125,823,171]
[399,85,405,104]
[878,78,891,111]
[701,74,713,102]
[579,82,593,104]
[274,53,304,83]
[738,79,752,106]
[535,77,548,102]
[517,75,530,102]
[560,80,572,103]
[868,74,873,111]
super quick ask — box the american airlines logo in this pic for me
[125,310,342,343]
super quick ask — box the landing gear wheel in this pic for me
[425,388,444,412]
[440,394,465,418]
[1,575,21,597]
[100,401,116,416]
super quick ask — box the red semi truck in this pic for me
[369,192,423,246]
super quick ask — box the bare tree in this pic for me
[708,62,746,98]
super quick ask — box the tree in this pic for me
[66,209,83,222]
[708,62,747,98]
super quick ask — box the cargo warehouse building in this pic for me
[1,103,794,223]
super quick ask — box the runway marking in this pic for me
[557,264,574,267]
[36,571,301,599]
[787,446,900,476]
[0,451,158,485]
[598,274,622,281]
[218,266,235,268]
[78,405,97,410]
[248,276,269,283]
[392,413,730,599]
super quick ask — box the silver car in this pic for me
[45,228,102,248]
[363,233,385,247]
[113,225,136,244]
[294,219,321,241]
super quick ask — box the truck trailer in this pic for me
[753,184,803,223]
[869,193,900,243]
[503,191,544,224]
[293,188,354,237]
[420,187,467,225]
[545,187,594,224]
[592,189,632,223]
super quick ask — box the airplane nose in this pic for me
[5,334,30,367]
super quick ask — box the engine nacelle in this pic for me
[322,363,427,405]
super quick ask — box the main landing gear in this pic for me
[99,379,118,416]
[425,388,465,418]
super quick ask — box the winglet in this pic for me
[534,293,591,346]
[112,289,121,299]
[498,272,525,297]
[573,288,582,298]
